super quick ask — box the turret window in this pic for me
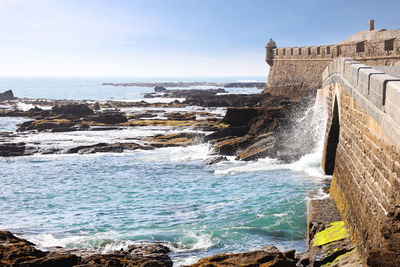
[356,42,365,53]
[385,39,394,51]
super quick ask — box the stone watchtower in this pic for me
[265,38,277,66]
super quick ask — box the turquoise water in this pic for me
[0,145,327,264]
[0,77,328,265]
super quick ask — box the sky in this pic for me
[0,0,399,77]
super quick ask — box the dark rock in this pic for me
[144,93,156,98]
[190,246,296,267]
[204,156,228,165]
[183,94,263,107]
[146,88,228,99]
[140,132,205,148]
[295,251,310,267]
[0,231,172,267]
[87,111,128,124]
[224,82,266,89]
[166,112,196,121]
[223,108,259,126]
[67,142,153,154]
[0,143,28,157]
[212,136,252,156]
[0,90,15,101]
[235,133,276,161]
[93,102,100,110]
[0,231,81,266]
[205,126,249,141]
[18,119,77,132]
[51,104,94,117]
[154,86,167,92]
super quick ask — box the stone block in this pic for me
[344,61,361,82]
[350,63,370,89]
[338,58,354,76]
[369,73,400,110]
[385,81,400,125]
[322,66,329,81]
[357,68,385,97]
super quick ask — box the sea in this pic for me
[0,77,330,265]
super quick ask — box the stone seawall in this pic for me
[265,30,400,99]
[320,58,400,266]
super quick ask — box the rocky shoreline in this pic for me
[0,87,361,266]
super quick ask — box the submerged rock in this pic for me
[190,246,297,267]
[67,142,153,154]
[204,156,228,165]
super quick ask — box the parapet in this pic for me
[322,58,400,147]
[267,28,400,64]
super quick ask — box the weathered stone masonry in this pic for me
[320,58,400,266]
[265,29,400,99]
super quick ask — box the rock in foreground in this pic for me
[190,246,297,267]
[0,231,173,267]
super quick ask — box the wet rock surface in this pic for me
[0,231,80,266]
[140,132,205,148]
[204,156,228,165]
[0,142,28,157]
[307,198,363,267]
[190,246,297,267]
[0,231,173,267]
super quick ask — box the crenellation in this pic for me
[265,28,400,99]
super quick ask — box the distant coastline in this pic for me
[102,81,266,89]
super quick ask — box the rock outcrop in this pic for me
[0,90,15,102]
[209,97,318,163]
[51,104,94,117]
[0,143,28,157]
[140,132,205,148]
[190,246,297,267]
[0,231,173,267]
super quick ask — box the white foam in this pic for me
[132,144,210,163]
[174,256,199,266]
[17,102,35,111]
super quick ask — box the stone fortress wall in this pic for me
[319,57,400,266]
[264,21,400,266]
[264,22,400,99]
